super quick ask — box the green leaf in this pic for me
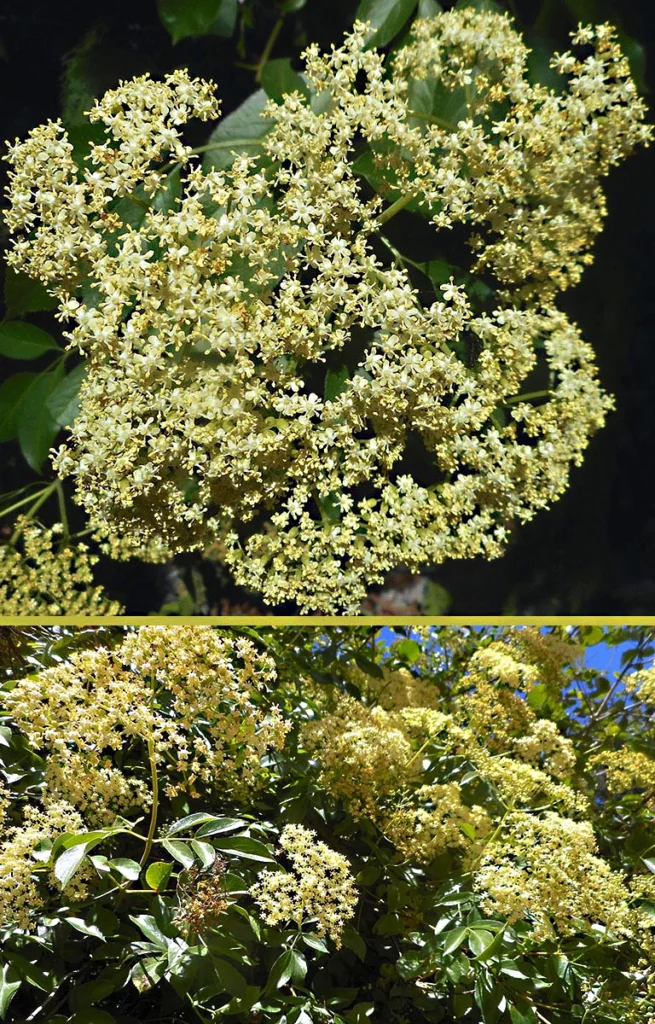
[167,812,220,836]
[54,839,94,888]
[203,90,273,172]
[128,915,170,950]
[46,362,86,427]
[324,366,350,403]
[65,916,106,940]
[190,840,216,869]
[0,964,21,1022]
[0,322,60,360]
[468,929,494,957]
[509,1002,537,1024]
[643,857,655,874]
[4,268,57,318]
[207,0,238,37]
[474,972,504,1024]
[108,858,141,881]
[145,861,174,891]
[353,652,384,679]
[355,0,418,48]
[130,956,167,992]
[0,373,35,442]
[69,1009,117,1023]
[289,950,307,983]
[418,0,442,14]
[473,927,505,962]
[261,58,310,103]
[281,0,307,11]
[442,926,469,956]
[17,364,65,471]
[210,835,275,862]
[342,926,367,961]
[422,580,451,615]
[157,0,236,43]
[266,949,296,992]
[302,933,329,953]
[394,639,422,664]
[210,958,248,997]
[161,838,195,869]
[527,684,548,710]
[194,816,247,838]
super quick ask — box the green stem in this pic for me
[255,17,285,84]
[8,481,58,545]
[0,486,54,520]
[140,737,159,869]
[504,389,554,405]
[406,108,456,132]
[54,480,69,540]
[375,192,417,227]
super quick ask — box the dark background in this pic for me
[0,0,653,614]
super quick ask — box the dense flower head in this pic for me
[0,799,91,930]
[0,519,123,615]
[249,824,358,946]
[473,810,634,941]
[4,626,289,823]
[3,10,648,611]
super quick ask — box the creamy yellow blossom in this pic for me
[474,810,633,941]
[249,824,358,946]
[4,12,647,611]
[0,520,123,615]
[5,627,289,823]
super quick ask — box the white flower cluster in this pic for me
[3,14,649,611]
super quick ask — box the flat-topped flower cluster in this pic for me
[4,11,650,610]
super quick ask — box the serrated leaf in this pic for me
[324,366,350,402]
[65,916,106,940]
[468,929,494,957]
[442,926,469,955]
[356,0,418,48]
[210,835,275,862]
[190,840,216,869]
[128,915,170,950]
[145,861,174,891]
[166,811,218,835]
[261,58,310,103]
[157,0,236,43]
[46,362,86,427]
[342,926,367,961]
[302,933,329,953]
[0,964,21,1021]
[203,90,273,172]
[211,958,248,996]
[130,956,166,993]
[508,1002,536,1024]
[0,322,60,360]
[161,838,195,869]
[194,816,247,838]
[4,268,58,318]
[266,949,295,992]
[108,858,141,881]
[54,842,89,889]
[0,374,35,442]
[17,364,65,471]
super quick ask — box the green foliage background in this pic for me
[1,623,655,1023]
[0,0,653,614]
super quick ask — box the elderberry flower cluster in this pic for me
[4,626,289,824]
[0,520,123,615]
[3,11,650,611]
[249,824,358,946]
